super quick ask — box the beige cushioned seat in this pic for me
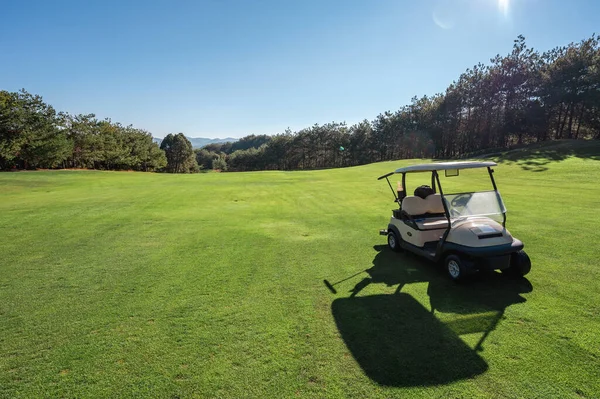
[401,194,445,215]
[401,194,448,230]
[415,218,448,230]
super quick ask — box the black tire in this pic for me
[504,250,531,277]
[387,231,403,252]
[445,254,466,281]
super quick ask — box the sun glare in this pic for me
[498,0,509,16]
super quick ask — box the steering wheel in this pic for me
[450,193,472,208]
[450,208,462,218]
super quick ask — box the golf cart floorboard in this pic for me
[402,240,438,260]
[422,241,438,258]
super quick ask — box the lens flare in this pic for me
[498,0,509,16]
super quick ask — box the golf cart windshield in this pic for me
[444,191,506,224]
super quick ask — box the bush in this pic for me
[212,155,227,171]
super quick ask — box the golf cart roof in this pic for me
[378,161,497,180]
[395,161,497,173]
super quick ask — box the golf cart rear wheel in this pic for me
[387,231,403,252]
[445,255,466,281]
[504,250,531,277]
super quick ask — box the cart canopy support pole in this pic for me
[433,170,451,261]
[384,176,398,203]
[488,166,506,227]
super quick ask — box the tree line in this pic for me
[0,90,167,171]
[198,35,600,172]
[2,34,598,173]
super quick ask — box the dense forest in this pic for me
[202,35,600,172]
[0,91,167,171]
[1,35,598,172]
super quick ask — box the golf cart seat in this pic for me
[401,194,449,230]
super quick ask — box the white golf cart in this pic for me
[378,161,531,281]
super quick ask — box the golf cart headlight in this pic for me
[470,225,503,239]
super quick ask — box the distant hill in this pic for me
[153,136,236,149]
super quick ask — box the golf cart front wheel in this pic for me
[504,250,531,277]
[387,232,403,252]
[445,255,466,281]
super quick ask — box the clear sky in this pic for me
[1,0,598,139]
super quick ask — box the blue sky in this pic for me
[1,0,598,139]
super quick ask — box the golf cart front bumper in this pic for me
[446,239,524,271]
[445,238,523,258]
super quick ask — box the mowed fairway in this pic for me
[1,143,599,398]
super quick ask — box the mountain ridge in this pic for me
[153,136,237,149]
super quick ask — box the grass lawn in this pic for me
[1,141,599,398]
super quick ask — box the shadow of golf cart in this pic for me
[330,245,532,387]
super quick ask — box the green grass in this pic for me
[1,141,600,398]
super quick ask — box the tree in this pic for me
[212,155,227,171]
[160,133,198,173]
[0,89,69,169]
[195,148,219,170]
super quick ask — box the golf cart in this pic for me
[378,161,531,281]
